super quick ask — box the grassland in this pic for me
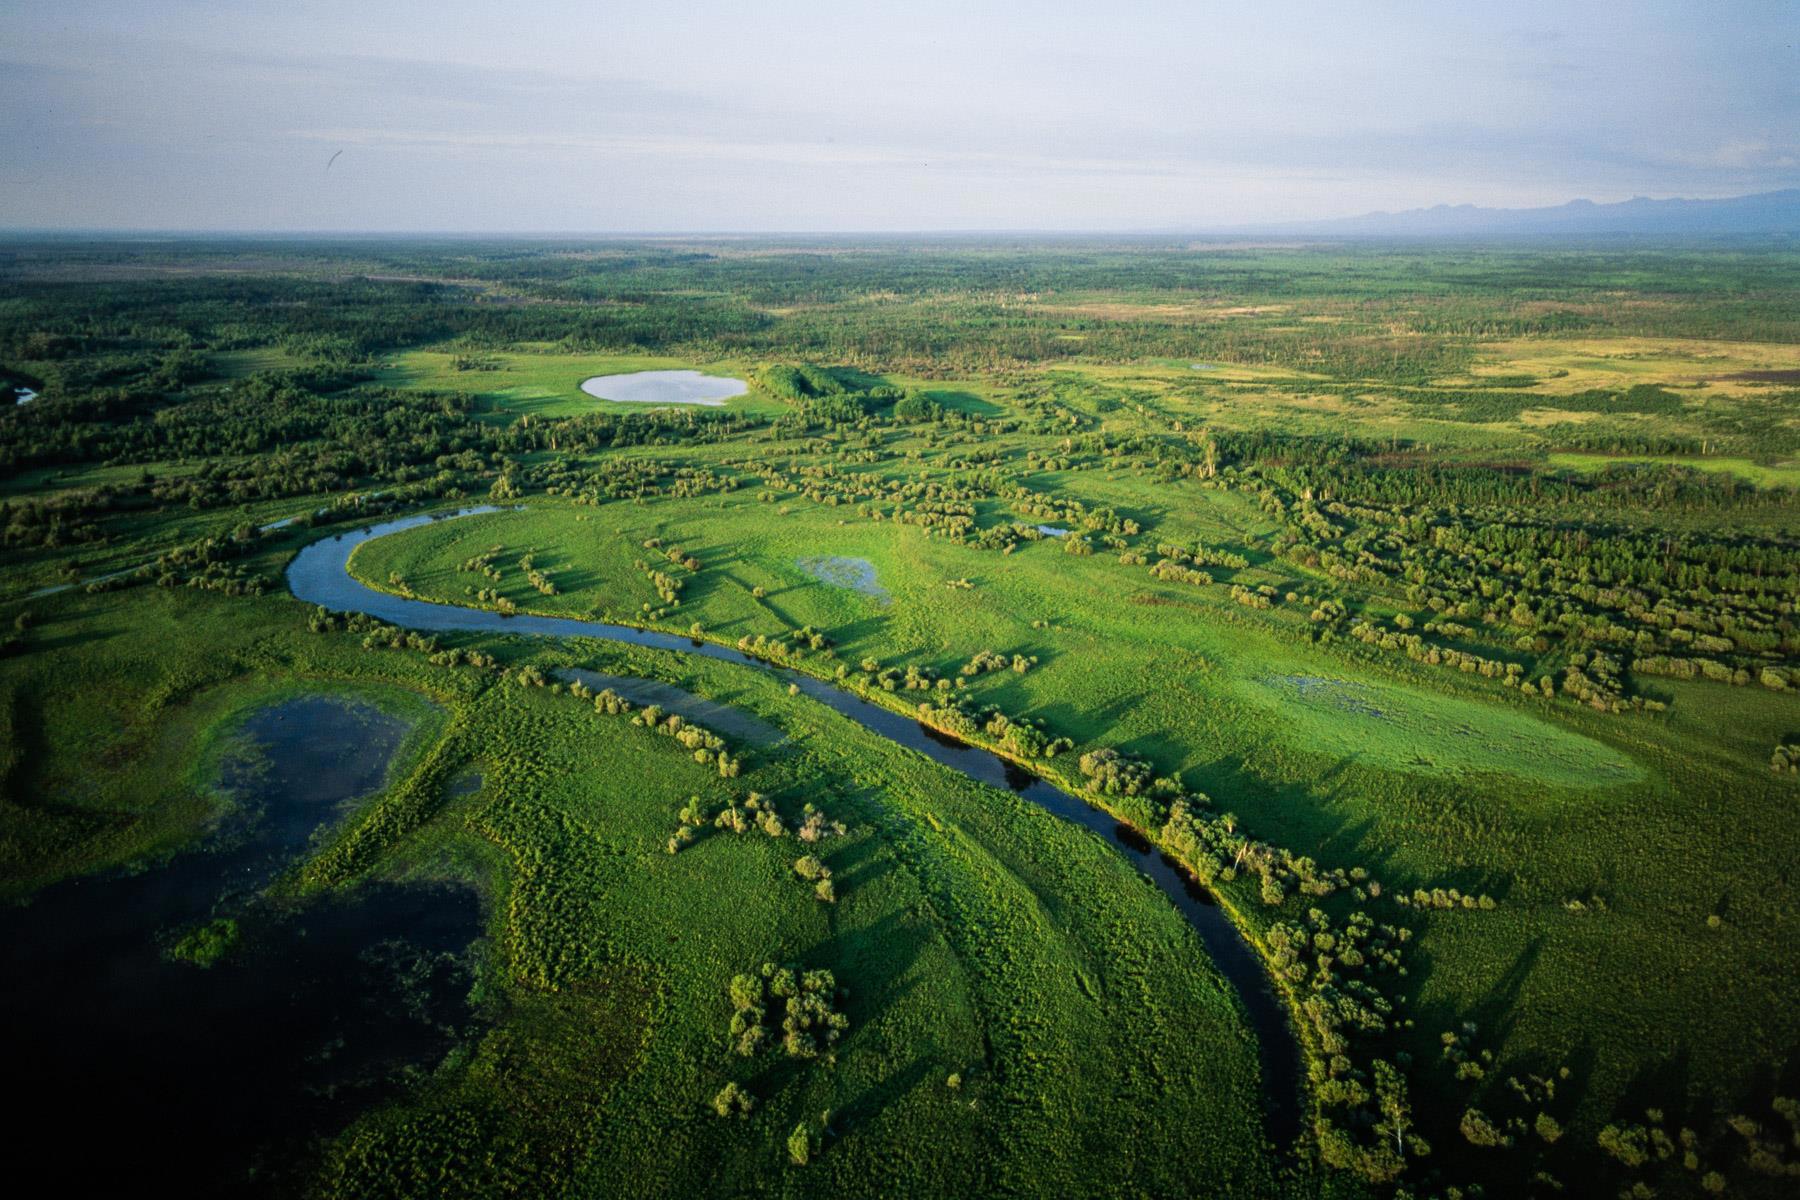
[1547,451,1800,488]
[374,348,790,420]
[343,480,1796,1151]
[0,542,1296,1198]
[351,499,1639,787]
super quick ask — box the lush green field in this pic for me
[3,236,1798,1198]
[2,567,1303,1197]
[374,348,790,420]
[351,498,1640,788]
[345,481,1798,1163]
[1548,451,1800,489]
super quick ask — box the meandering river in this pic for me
[288,507,1303,1144]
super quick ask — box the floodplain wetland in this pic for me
[2,236,1799,1198]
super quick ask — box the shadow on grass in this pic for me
[826,832,900,895]
[812,907,933,1039]
[1410,935,1544,1064]
[834,1055,941,1138]
[18,628,116,656]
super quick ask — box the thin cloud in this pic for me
[0,2,1793,231]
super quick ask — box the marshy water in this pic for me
[1278,674,1392,718]
[290,509,1304,1145]
[579,369,747,406]
[796,554,890,605]
[0,694,484,1195]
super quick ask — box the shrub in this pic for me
[711,1082,754,1119]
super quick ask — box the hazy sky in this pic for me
[1,1,1794,231]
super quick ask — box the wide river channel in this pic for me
[288,506,1304,1144]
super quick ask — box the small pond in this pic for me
[0,694,485,1194]
[579,369,747,406]
[796,555,891,606]
[1035,525,1071,538]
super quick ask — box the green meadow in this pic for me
[1548,451,1800,489]
[2,572,1288,1198]
[375,348,790,420]
[345,481,1793,1162]
[350,497,1641,789]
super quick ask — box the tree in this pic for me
[728,973,762,1011]
[1598,1123,1651,1168]
[1460,1106,1512,1148]
[711,1082,754,1118]
[787,1121,814,1166]
[1373,1059,1430,1171]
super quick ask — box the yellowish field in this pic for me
[1025,300,1293,321]
[1463,336,1800,396]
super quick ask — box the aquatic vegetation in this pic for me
[166,916,240,967]
[796,554,890,605]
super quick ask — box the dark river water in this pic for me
[290,507,1303,1146]
[0,695,484,1195]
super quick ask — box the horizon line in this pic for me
[2,186,1794,242]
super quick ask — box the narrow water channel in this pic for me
[287,507,1304,1145]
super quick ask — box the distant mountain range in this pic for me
[1233,188,1800,237]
